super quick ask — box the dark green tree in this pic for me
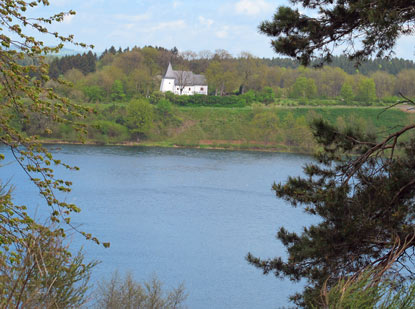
[251,1,415,306]
[248,115,415,306]
[259,1,415,66]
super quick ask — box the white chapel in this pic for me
[160,63,208,95]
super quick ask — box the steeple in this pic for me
[164,62,175,78]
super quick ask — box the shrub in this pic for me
[96,272,187,309]
[89,120,130,142]
[168,94,247,107]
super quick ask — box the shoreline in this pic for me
[39,139,314,154]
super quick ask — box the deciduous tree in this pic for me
[0,0,103,305]
[126,99,154,139]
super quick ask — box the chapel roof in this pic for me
[163,62,207,86]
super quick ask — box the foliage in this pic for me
[356,78,377,103]
[263,55,415,76]
[320,263,415,308]
[89,120,130,143]
[290,77,317,99]
[0,1,102,306]
[259,1,415,65]
[96,272,187,309]
[110,79,126,102]
[0,0,96,229]
[126,99,154,138]
[167,93,248,107]
[43,43,415,105]
[49,51,97,79]
[250,2,415,306]
[84,85,106,102]
[248,110,415,306]
[255,87,275,105]
[156,99,174,117]
[340,82,354,102]
[251,111,280,144]
[0,186,97,308]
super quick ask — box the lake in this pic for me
[2,145,315,308]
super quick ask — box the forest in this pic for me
[15,45,410,151]
[3,0,415,307]
[47,46,415,103]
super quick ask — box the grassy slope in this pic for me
[153,106,410,152]
[43,105,411,153]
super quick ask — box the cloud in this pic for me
[173,1,182,8]
[234,0,273,16]
[114,13,150,22]
[51,0,71,6]
[62,13,74,24]
[199,16,214,28]
[150,20,186,31]
[216,26,229,39]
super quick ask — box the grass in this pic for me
[42,104,411,153]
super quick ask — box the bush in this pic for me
[241,90,255,104]
[96,272,187,309]
[126,99,154,139]
[89,120,130,142]
[0,187,98,309]
[255,87,275,105]
[156,99,174,116]
[168,94,247,107]
[83,85,105,102]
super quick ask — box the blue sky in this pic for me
[31,0,415,59]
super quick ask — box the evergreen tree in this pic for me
[108,46,117,55]
[248,115,415,306]
[250,0,415,307]
[260,1,415,65]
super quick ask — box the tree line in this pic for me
[46,46,415,105]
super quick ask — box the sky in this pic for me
[29,0,415,60]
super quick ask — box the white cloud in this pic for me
[63,13,74,24]
[235,0,273,16]
[173,1,182,8]
[114,13,150,22]
[150,20,186,31]
[50,0,71,6]
[198,16,214,28]
[216,26,229,39]
[125,23,135,30]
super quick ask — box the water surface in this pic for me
[2,145,315,308]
